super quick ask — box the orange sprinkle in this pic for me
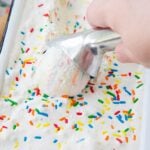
[105,76,109,80]
[133,135,136,141]
[61,95,69,99]
[23,73,26,77]
[113,84,118,90]
[100,82,106,85]
[77,97,84,101]
[16,123,20,127]
[9,94,12,97]
[121,74,127,77]
[125,137,128,143]
[51,103,55,107]
[132,89,135,96]
[105,135,109,141]
[31,110,35,116]
[29,121,34,126]
[111,125,115,129]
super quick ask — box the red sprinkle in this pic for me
[114,111,120,115]
[15,77,19,81]
[43,13,49,17]
[30,28,34,33]
[116,138,123,144]
[76,112,83,116]
[38,4,44,7]
[0,115,6,120]
[34,88,41,96]
[26,48,30,53]
[90,86,94,93]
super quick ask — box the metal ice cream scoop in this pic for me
[48,29,121,77]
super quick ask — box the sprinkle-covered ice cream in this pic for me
[0,0,144,150]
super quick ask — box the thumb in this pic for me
[86,0,126,31]
[86,0,111,28]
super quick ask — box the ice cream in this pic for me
[0,0,144,150]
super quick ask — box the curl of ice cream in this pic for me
[33,46,90,96]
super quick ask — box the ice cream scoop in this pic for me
[33,29,121,97]
[48,29,121,77]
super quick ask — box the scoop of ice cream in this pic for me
[32,45,90,97]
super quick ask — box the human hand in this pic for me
[87,0,150,67]
[0,15,8,41]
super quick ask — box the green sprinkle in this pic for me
[133,98,139,103]
[28,89,32,93]
[75,128,79,131]
[124,128,130,132]
[136,83,144,89]
[134,75,140,79]
[4,99,18,106]
[88,115,97,119]
[107,91,116,98]
[40,28,44,32]
[35,108,40,113]
[77,94,83,97]
[128,109,132,114]
[21,48,25,53]
[43,94,49,98]
[98,99,104,104]
[73,102,79,107]
[13,125,17,130]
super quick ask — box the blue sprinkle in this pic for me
[6,69,10,75]
[38,112,48,117]
[96,112,102,117]
[84,101,88,105]
[55,105,58,109]
[53,139,58,143]
[113,63,118,66]
[59,102,63,107]
[98,86,103,88]
[21,31,25,35]
[116,115,124,123]
[111,69,118,72]
[119,101,126,104]
[74,124,78,128]
[125,115,128,121]
[24,136,27,142]
[113,101,126,104]
[26,105,29,109]
[32,92,35,96]
[108,116,113,119]
[21,41,26,46]
[123,87,131,96]
[88,124,94,128]
[34,136,42,139]
[19,69,22,75]
[77,138,85,143]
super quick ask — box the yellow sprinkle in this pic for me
[112,133,121,137]
[104,98,111,105]
[43,123,50,127]
[24,57,35,63]
[115,79,121,84]
[36,123,41,128]
[32,47,38,51]
[102,131,108,135]
[88,119,93,124]
[130,127,136,131]
[77,121,84,126]
[14,140,19,149]
[58,142,62,150]
[37,35,45,40]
